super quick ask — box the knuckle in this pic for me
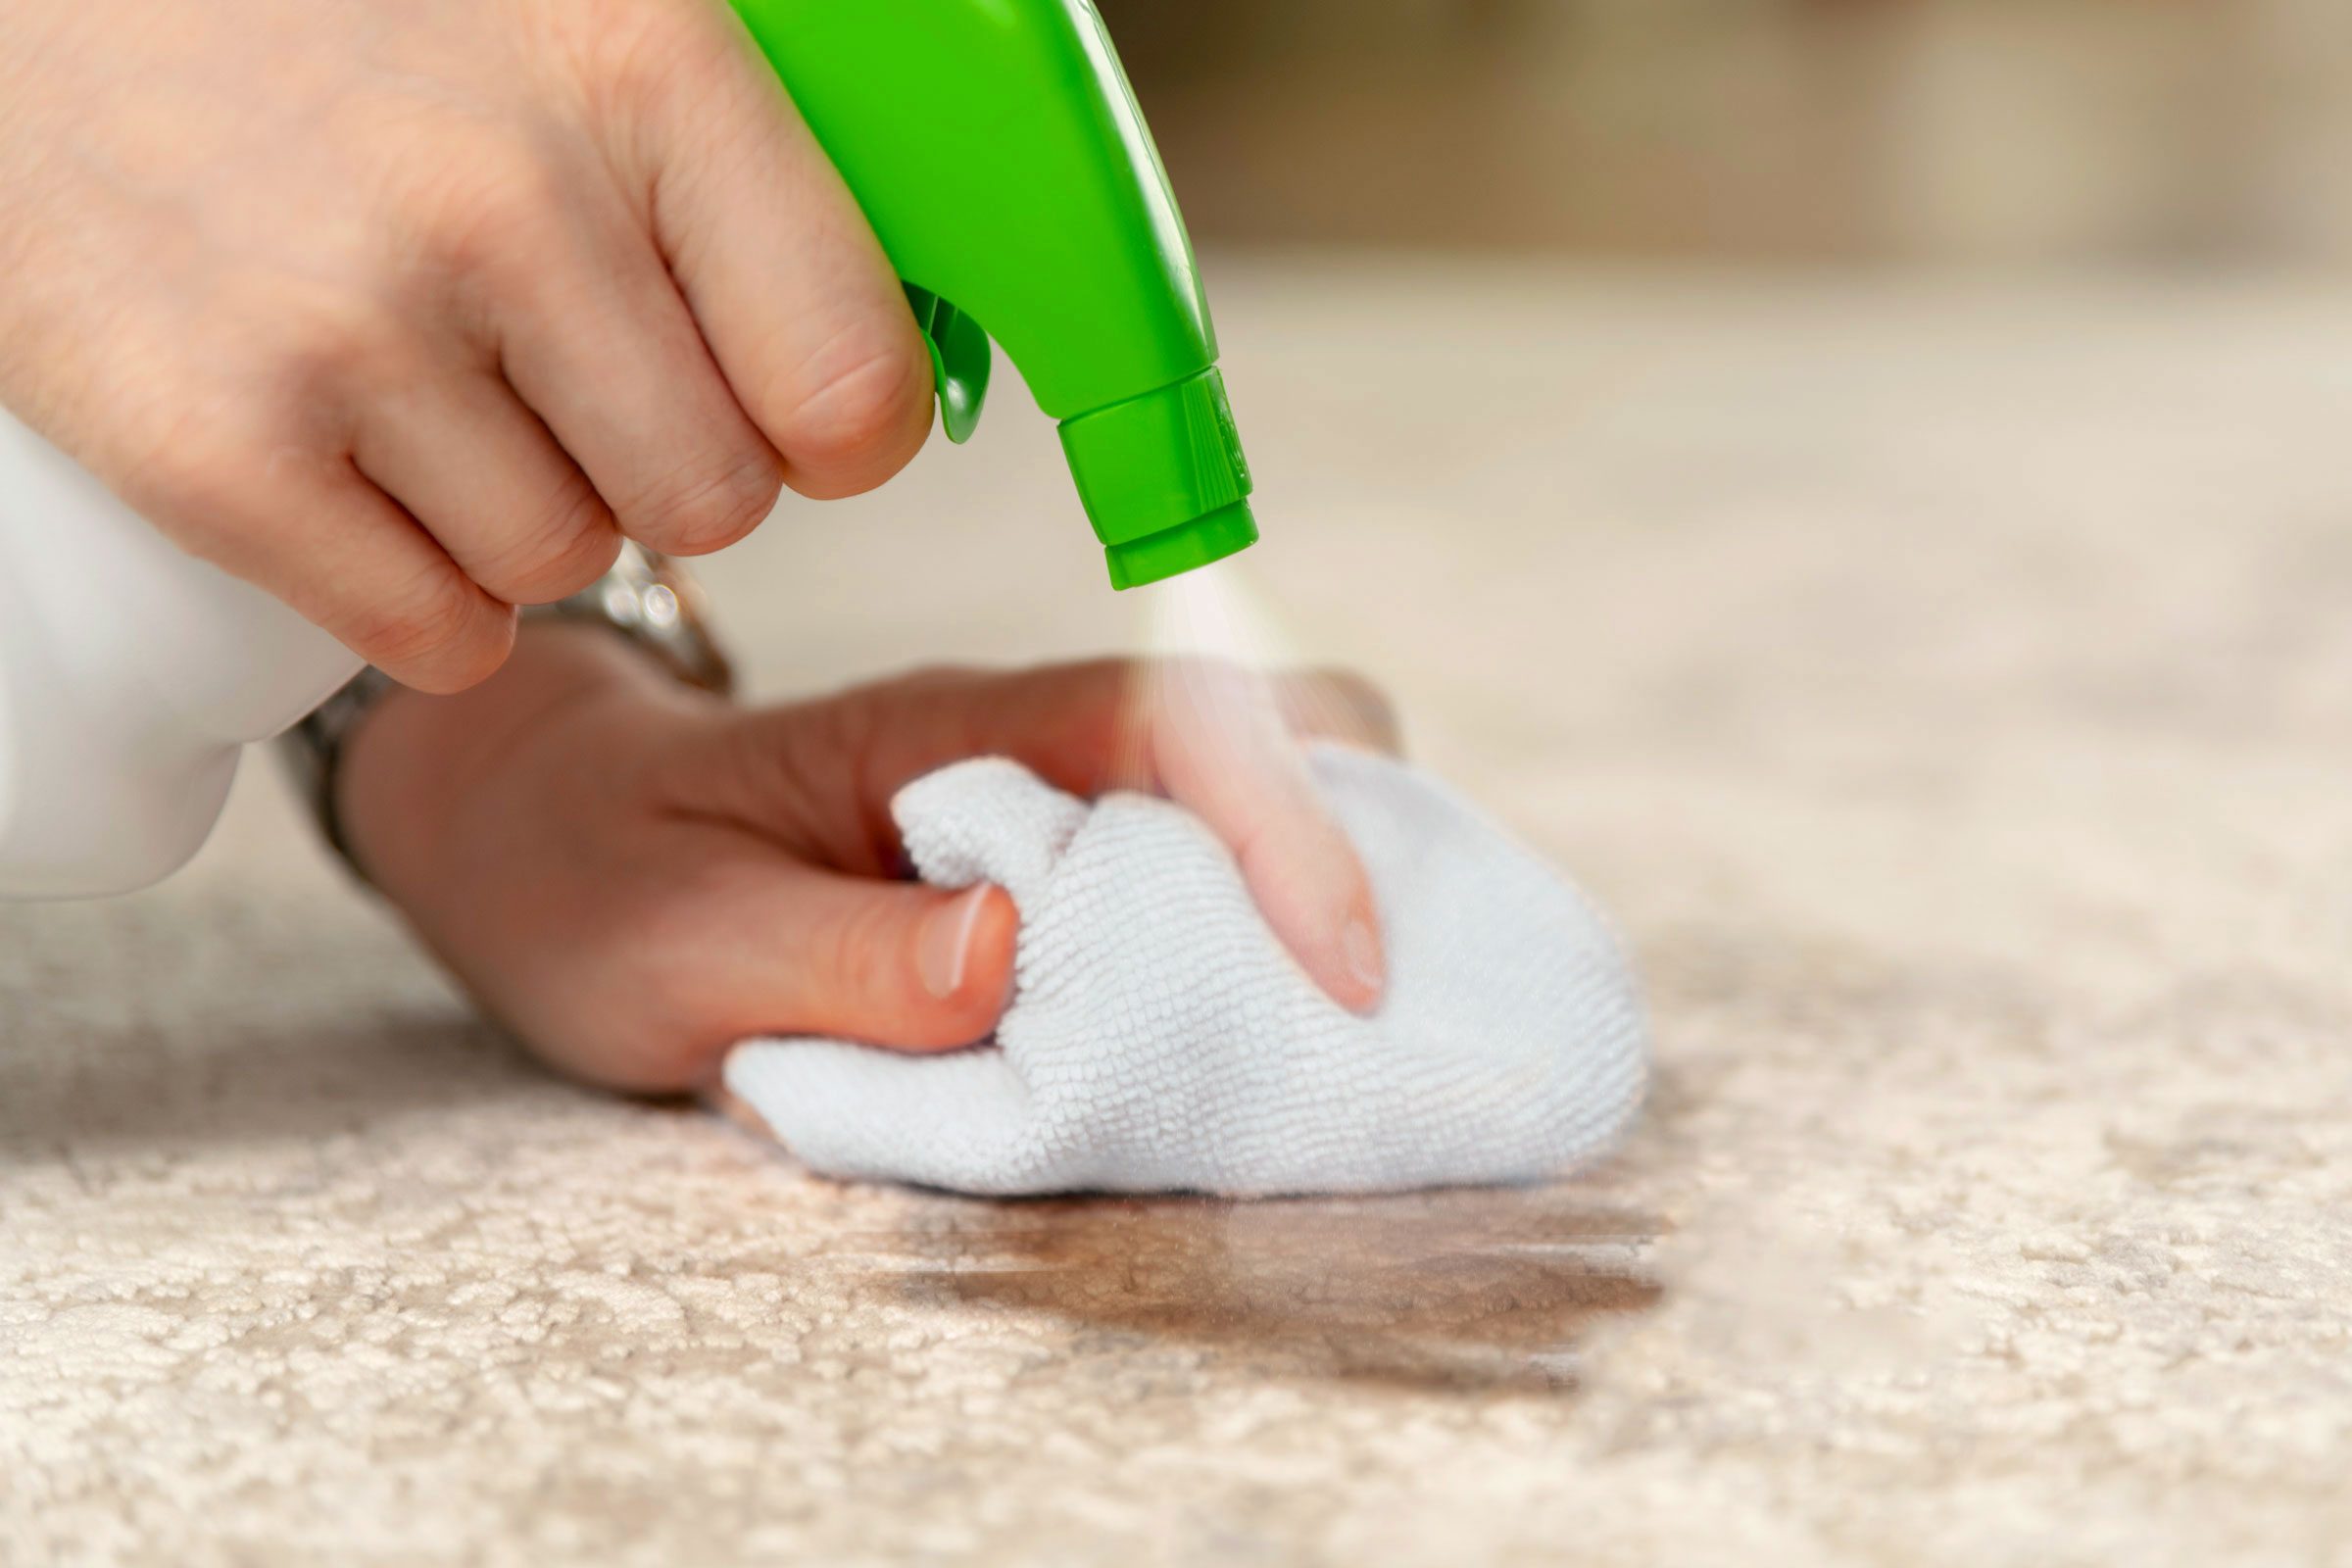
[623,447,782,554]
[415,136,574,277]
[473,482,622,604]
[220,273,413,403]
[128,420,271,532]
[567,0,733,122]
[772,328,932,494]
[1311,665,1402,746]
[123,411,331,564]
[349,569,514,691]
[278,297,406,395]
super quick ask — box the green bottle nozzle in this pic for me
[728,0,1255,589]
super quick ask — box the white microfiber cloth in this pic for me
[724,746,1647,1198]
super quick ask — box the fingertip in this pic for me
[1248,835,1389,1015]
[1336,898,1389,1014]
[770,324,937,501]
[904,883,1016,1049]
[1308,868,1388,1015]
[967,885,1020,1008]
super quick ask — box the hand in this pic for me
[0,0,931,692]
[336,625,1400,1092]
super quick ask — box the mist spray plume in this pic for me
[1119,559,1390,783]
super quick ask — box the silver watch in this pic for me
[279,542,732,876]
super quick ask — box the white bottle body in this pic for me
[0,407,362,898]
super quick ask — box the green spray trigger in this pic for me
[729,0,1257,588]
[905,284,991,445]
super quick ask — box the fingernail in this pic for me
[919,887,992,1000]
[1342,908,1386,994]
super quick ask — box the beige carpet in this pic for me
[7,262,2352,1566]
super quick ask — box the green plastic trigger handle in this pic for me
[904,284,990,445]
[727,0,1256,588]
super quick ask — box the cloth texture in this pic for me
[725,746,1648,1197]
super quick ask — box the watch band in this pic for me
[532,541,734,698]
[278,542,732,877]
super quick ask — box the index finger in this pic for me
[611,2,935,500]
[1134,659,1389,1013]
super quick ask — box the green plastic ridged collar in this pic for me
[1060,367,1256,589]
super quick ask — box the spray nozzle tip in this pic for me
[1104,500,1258,590]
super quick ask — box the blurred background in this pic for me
[1102,0,2352,270]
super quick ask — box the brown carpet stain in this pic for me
[877,1186,1663,1395]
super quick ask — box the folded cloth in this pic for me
[725,746,1647,1198]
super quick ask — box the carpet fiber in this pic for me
[6,264,2350,1566]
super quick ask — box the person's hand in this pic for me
[0,0,931,692]
[336,625,1400,1092]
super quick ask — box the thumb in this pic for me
[611,4,934,499]
[684,854,1019,1053]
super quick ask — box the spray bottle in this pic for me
[0,0,1254,899]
